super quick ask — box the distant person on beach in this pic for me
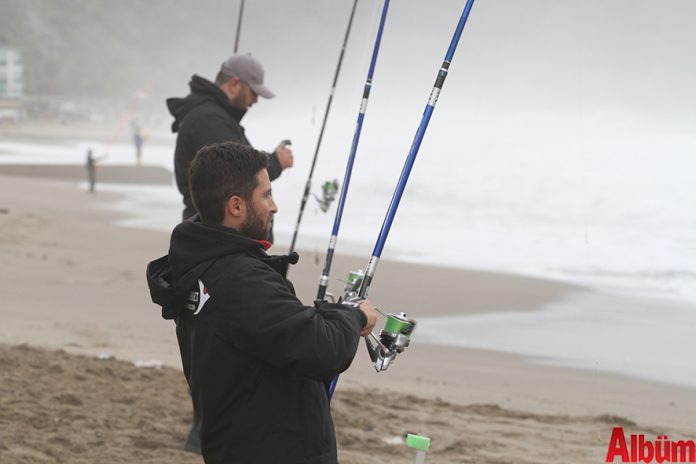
[146,142,377,463]
[167,53,294,222]
[131,120,144,165]
[85,149,106,193]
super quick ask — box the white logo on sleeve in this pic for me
[194,280,210,315]
[187,279,211,315]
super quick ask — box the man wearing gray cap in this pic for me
[167,53,294,221]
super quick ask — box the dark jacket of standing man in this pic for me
[146,142,378,463]
[167,54,294,220]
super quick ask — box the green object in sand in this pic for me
[406,434,430,452]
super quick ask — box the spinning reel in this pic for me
[313,179,339,213]
[342,270,416,372]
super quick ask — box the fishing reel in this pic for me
[313,179,339,213]
[365,311,416,371]
[342,270,417,372]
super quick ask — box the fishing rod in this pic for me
[316,0,391,302]
[329,0,477,400]
[234,0,245,53]
[288,0,359,256]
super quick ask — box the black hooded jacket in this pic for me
[146,219,366,464]
[167,76,282,218]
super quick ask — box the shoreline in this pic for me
[0,118,174,145]
[0,163,173,185]
[2,143,693,308]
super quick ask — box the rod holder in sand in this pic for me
[407,434,431,464]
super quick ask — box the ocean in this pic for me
[3,121,692,304]
[1,123,694,387]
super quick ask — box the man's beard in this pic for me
[229,87,249,109]
[230,92,245,108]
[241,204,271,241]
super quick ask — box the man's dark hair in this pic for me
[189,142,268,224]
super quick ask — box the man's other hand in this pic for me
[358,300,378,337]
[275,144,294,170]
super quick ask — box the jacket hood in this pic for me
[146,218,299,320]
[166,75,247,133]
[146,219,263,319]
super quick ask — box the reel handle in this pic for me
[365,332,394,371]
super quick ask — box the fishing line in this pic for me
[357,0,476,300]
[328,0,477,400]
[316,0,391,301]
[288,0,360,256]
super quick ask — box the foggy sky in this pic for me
[235,0,696,117]
[3,0,694,163]
[4,0,695,123]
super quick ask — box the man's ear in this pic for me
[225,195,245,218]
[224,77,241,98]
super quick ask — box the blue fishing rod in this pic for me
[329,0,476,401]
[316,0,391,302]
[288,0,359,256]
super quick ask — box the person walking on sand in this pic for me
[146,142,378,463]
[86,149,96,193]
[167,53,294,222]
[132,120,144,165]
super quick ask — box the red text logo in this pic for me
[606,427,695,463]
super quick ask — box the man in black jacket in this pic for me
[146,142,378,463]
[167,53,294,220]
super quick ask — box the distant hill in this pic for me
[0,0,243,99]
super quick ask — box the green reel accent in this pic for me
[322,180,338,194]
[406,434,430,452]
[346,270,364,287]
[384,313,415,335]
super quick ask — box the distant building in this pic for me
[0,38,23,120]
[0,40,23,98]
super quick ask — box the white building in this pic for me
[0,43,23,99]
[0,40,23,120]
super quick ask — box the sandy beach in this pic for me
[1,167,694,463]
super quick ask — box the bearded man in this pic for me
[146,142,377,463]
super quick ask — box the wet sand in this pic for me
[0,164,172,185]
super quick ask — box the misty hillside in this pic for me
[0,0,246,98]
[2,0,694,120]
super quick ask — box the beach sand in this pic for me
[0,343,644,464]
[1,170,694,463]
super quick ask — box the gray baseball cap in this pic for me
[220,54,275,99]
